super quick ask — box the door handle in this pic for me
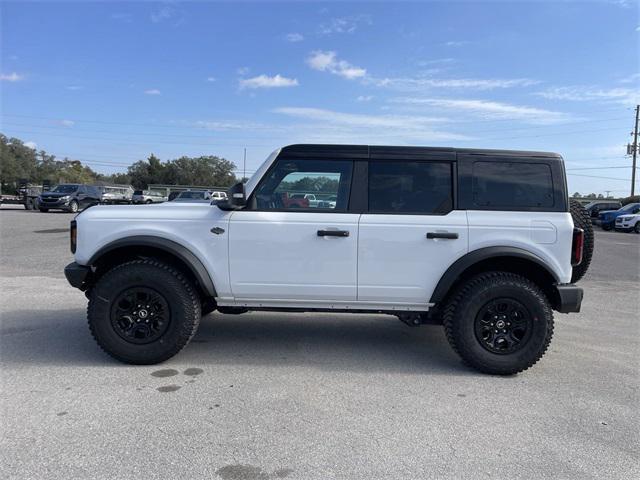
[317,230,349,237]
[426,232,458,239]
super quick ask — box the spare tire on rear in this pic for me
[569,199,594,283]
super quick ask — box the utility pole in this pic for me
[631,105,639,196]
[243,148,247,182]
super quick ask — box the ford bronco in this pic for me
[64,145,592,374]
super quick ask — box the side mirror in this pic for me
[217,182,246,210]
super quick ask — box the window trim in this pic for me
[244,156,357,213]
[365,158,456,216]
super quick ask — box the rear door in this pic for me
[357,154,468,307]
[228,157,359,302]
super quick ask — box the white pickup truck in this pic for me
[64,144,592,375]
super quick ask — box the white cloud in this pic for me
[319,15,372,35]
[66,85,83,91]
[1,72,24,82]
[393,98,570,124]
[206,76,216,82]
[286,33,304,42]
[444,41,469,47]
[619,73,640,84]
[370,76,539,91]
[151,6,172,23]
[144,89,161,95]
[536,85,640,105]
[239,74,299,89]
[273,107,466,142]
[24,141,37,150]
[59,119,75,127]
[356,95,374,102]
[306,50,366,80]
[194,120,269,131]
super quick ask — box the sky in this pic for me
[1,0,639,196]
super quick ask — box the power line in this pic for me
[566,165,637,171]
[567,173,640,181]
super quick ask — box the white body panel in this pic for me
[357,211,469,304]
[74,203,235,298]
[227,211,359,301]
[467,211,574,284]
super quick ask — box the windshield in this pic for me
[52,185,78,193]
[620,203,639,212]
[178,191,206,199]
[133,190,143,195]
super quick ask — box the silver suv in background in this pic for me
[131,190,168,204]
[99,186,134,204]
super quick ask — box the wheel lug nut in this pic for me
[503,329,507,333]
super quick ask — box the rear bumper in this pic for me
[64,262,91,290]
[555,284,583,313]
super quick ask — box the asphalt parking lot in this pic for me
[1,206,638,480]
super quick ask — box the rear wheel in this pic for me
[24,198,34,210]
[443,272,553,375]
[569,199,594,282]
[88,259,201,364]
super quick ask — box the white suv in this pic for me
[64,145,591,375]
[615,213,640,233]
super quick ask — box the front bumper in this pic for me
[64,262,91,290]
[40,198,70,208]
[555,284,583,313]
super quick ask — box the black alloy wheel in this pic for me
[474,298,532,354]
[110,287,171,344]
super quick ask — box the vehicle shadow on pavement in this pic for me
[182,312,475,376]
[0,309,475,375]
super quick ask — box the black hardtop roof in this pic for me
[280,144,563,160]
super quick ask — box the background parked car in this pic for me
[38,184,101,213]
[99,185,134,204]
[598,202,640,230]
[615,213,640,233]
[584,200,621,222]
[131,190,168,204]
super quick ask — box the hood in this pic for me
[40,192,70,198]
[599,210,617,217]
[75,201,226,222]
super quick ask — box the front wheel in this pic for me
[88,259,201,364]
[635,223,640,234]
[68,200,79,213]
[601,223,612,231]
[443,272,553,375]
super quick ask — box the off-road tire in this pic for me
[442,272,554,375]
[569,199,594,283]
[88,259,201,364]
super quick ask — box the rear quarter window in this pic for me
[472,161,554,208]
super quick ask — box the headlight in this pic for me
[61,195,70,200]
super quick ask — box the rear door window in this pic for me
[368,160,453,214]
[472,161,554,208]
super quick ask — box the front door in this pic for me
[357,158,468,307]
[228,158,358,302]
